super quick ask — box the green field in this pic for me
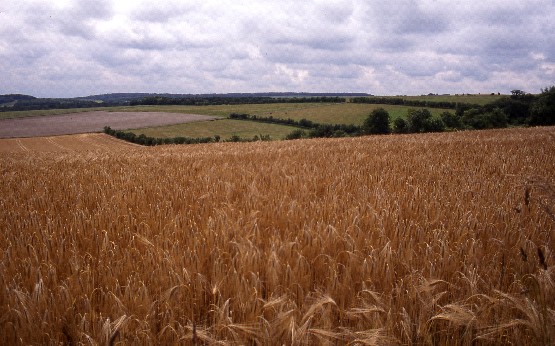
[127,103,452,139]
[0,107,112,120]
[1,102,452,122]
[124,103,450,125]
[395,93,506,105]
[130,119,300,140]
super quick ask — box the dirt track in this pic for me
[0,111,217,138]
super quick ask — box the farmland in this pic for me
[130,119,299,140]
[0,111,218,138]
[390,93,506,106]
[1,102,452,141]
[126,103,450,140]
[0,133,141,153]
[1,126,554,344]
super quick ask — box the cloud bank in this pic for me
[1,0,554,97]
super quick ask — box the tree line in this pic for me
[129,96,346,106]
[362,86,555,135]
[103,126,272,146]
[0,98,111,111]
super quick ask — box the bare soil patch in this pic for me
[0,111,218,138]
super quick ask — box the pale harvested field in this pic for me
[1,127,554,344]
[0,111,218,138]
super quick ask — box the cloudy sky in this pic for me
[1,0,554,97]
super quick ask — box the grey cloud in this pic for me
[2,0,554,97]
[365,1,449,36]
[130,1,203,23]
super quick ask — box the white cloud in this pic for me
[0,0,554,97]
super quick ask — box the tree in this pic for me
[406,108,432,133]
[285,129,306,140]
[511,89,526,98]
[462,108,507,129]
[440,111,463,129]
[529,86,555,126]
[363,108,391,134]
[393,117,408,133]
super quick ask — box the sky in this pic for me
[1,0,554,98]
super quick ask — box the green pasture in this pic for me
[127,103,452,140]
[395,94,506,105]
[130,119,300,140]
[120,103,450,126]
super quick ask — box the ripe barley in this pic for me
[0,127,554,344]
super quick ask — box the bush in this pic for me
[463,108,508,129]
[285,129,307,140]
[529,86,555,126]
[393,118,408,133]
[363,108,391,134]
[440,111,463,129]
[228,135,242,142]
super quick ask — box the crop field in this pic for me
[126,103,451,139]
[396,94,506,105]
[1,127,554,344]
[131,119,300,140]
[0,133,141,153]
[0,111,218,138]
[116,103,450,125]
[1,103,451,141]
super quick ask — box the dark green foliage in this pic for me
[131,96,346,106]
[298,118,316,128]
[489,93,534,125]
[228,135,242,142]
[406,109,431,133]
[285,129,307,140]
[462,108,508,129]
[393,117,408,133]
[440,111,463,129]
[230,113,362,140]
[229,113,319,129]
[529,86,555,126]
[309,124,336,138]
[306,124,362,138]
[406,109,445,133]
[427,118,447,132]
[0,94,36,104]
[487,108,509,128]
[103,126,215,146]
[363,108,391,134]
[3,97,108,111]
[332,130,348,138]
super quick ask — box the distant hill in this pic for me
[79,92,372,102]
[0,94,36,106]
[0,92,372,112]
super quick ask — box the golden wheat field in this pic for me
[1,127,554,345]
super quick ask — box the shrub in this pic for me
[440,111,463,130]
[393,117,408,133]
[529,86,555,125]
[363,108,391,134]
